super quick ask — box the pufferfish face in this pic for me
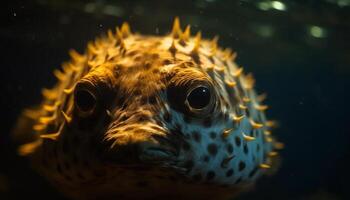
[100,62,224,169]
[18,19,281,200]
[72,58,273,189]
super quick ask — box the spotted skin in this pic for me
[13,18,282,200]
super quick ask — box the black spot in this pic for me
[239,161,246,171]
[210,131,217,139]
[203,155,210,162]
[243,142,249,154]
[206,171,216,181]
[227,144,234,154]
[226,169,234,177]
[207,143,218,156]
[221,156,234,168]
[163,59,172,65]
[184,160,194,171]
[235,136,241,147]
[193,173,202,181]
[163,112,172,123]
[203,117,212,127]
[192,131,201,142]
[249,167,259,178]
[256,144,261,152]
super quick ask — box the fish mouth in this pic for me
[102,133,181,166]
[139,136,180,165]
[137,146,188,178]
[137,133,180,162]
[139,147,175,162]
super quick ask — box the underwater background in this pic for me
[0,0,349,199]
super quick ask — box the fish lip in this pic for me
[101,132,181,166]
[139,147,177,163]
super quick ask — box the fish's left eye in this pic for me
[186,86,211,110]
[167,80,216,117]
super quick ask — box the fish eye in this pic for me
[186,86,212,110]
[74,83,97,117]
[167,76,216,117]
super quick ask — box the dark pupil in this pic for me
[187,86,211,109]
[75,89,96,112]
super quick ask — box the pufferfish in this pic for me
[13,18,283,200]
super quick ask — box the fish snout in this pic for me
[103,128,179,165]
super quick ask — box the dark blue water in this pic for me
[1,0,349,199]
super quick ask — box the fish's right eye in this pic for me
[74,81,98,117]
[75,89,96,115]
